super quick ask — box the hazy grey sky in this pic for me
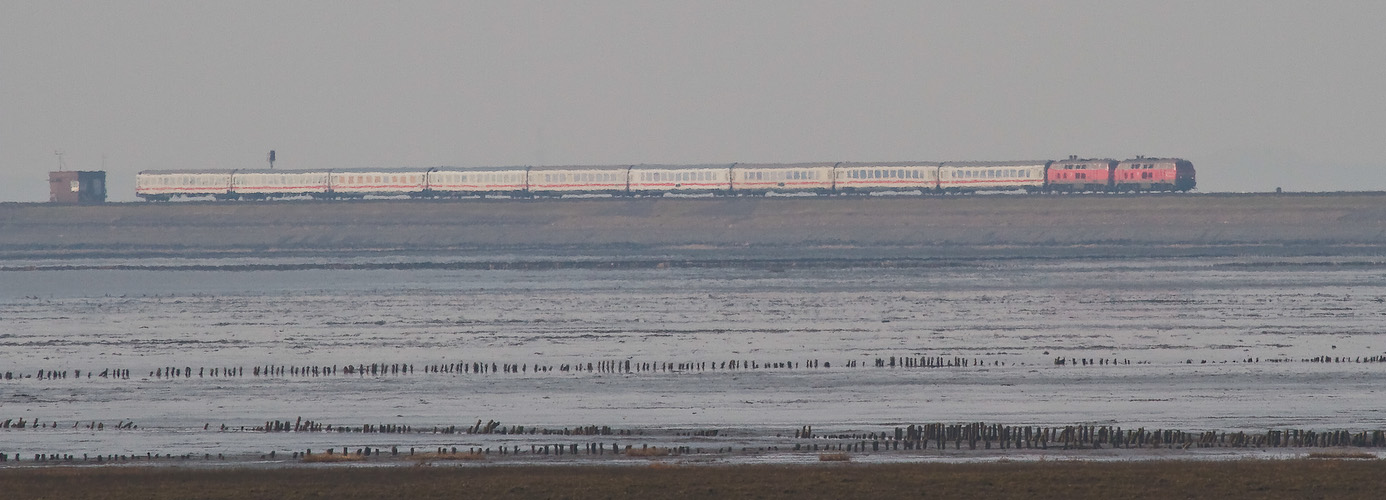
[3,1,1384,201]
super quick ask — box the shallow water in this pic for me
[1,256,1385,461]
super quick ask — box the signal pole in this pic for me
[268,150,276,169]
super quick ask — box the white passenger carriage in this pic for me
[327,168,428,198]
[425,166,529,197]
[732,163,836,195]
[833,162,940,194]
[136,170,236,201]
[527,165,631,197]
[230,169,331,199]
[938,161,1047,193]
[628,164,734,196]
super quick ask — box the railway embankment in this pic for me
[1,192,1384,260]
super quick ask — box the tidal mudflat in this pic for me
[2,253,1385,464]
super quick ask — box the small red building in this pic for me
[49,171,107,203]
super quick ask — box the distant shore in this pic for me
[2,459,1383,499]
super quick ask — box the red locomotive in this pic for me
[1114,157,1196,193]
[1046,157,1117,193]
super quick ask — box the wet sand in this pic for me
[2,459,1383,500]
[3,192,1386,469]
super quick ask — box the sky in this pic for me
[3,1,1384,201]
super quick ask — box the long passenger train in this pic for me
[136,156,1194,201]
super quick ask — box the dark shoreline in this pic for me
[1,459,1382,499]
